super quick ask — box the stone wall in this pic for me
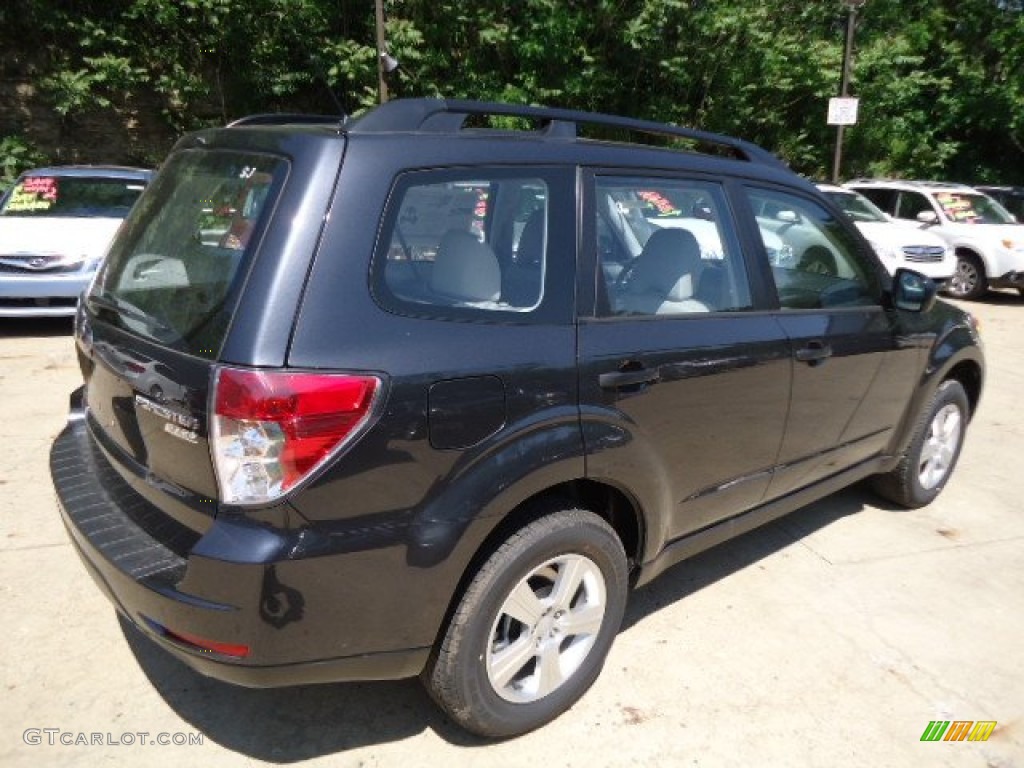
[0,75,178,169]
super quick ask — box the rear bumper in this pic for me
[50,403,430,687]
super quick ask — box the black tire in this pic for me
[423,508,628,739]
[946,252,987,300]
[872,380,970,508]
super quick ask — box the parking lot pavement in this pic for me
[1,296,1022,768]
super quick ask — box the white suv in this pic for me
[845,179,1024,299]
[816,184,954,284]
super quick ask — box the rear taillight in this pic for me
[211,368,380,505]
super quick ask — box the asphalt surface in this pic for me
[1,293,1021,767]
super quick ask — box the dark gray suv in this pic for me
[51,99,983,738]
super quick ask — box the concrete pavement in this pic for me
[1,294,1021,767]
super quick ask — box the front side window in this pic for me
[375,172,550,316]
[0,175,146,218]
[594,177,752,316]
[895,192,934,221]
[747,187,880,310]
[89,149,286,358]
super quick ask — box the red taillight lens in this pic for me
[212,368,380,505]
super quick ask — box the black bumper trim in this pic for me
[51,418,200,587]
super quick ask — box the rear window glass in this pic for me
[88,149,286,359]
[0,176,146,218]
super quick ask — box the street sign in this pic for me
[828,97,859,126]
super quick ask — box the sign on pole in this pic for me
[827,97,859,126]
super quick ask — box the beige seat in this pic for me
[431,230,502,305]
[616,228,709,315]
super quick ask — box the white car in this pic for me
[0,165,152,317]
[845,179,1024,299]
[817,183,954,283]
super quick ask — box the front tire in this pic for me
[423,507,628,739]
[947,252,987,300]
[872,379,970,508]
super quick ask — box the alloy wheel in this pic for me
[918,403,963,490]
[486,554,607,704]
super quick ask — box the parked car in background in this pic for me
[974,185,1024,222]
[816,183,953,284]
[846,179,1024,299]
[0,165,152,317]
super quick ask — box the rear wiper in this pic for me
[86,293,179,339]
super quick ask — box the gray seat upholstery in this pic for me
[616,228,709,315]
[503,207,546,307]
[431,230,502,304]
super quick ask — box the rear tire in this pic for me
[423,507,628,739]
[947,252,987,300]
[872,380,969,508]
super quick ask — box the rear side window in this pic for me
[855,188,897,215]
[1,175,146,218]
[89,150,286,359]
[373,170,558,320]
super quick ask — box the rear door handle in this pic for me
[599,367,660,389]
[794,341,833,365]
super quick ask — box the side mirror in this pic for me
[916,210,939,225]
[776,210,801,224]
[892,268,937,313]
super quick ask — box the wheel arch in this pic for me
[944,358,983,419]
[954,245,989,274]
[427,478,645,657]
[888,337,983,462]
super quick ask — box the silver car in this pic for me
[0,165,152,317]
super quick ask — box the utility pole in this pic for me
[831,0,866,183]
[375,0,388,104]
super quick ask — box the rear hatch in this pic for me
[77,146,289,531]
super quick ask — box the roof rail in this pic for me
[911,180,975,189]
[847,178,978,190]
[227,114,345,128]
[345,98,786,168]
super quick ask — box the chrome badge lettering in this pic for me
[164,422,199,444]
[134,394,200,439]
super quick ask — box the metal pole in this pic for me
[375,0,388,104]
[831,6,858,183]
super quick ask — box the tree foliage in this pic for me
[1,0,1023,183]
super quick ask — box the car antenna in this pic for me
[307,55,348,121]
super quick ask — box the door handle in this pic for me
[794,341,833,365]
[599,367,660,389]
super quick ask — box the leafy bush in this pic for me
[0,136,50,195]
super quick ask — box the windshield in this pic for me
[934,191,1015,224]
[89,149,286,359]
[824,190,887,223]
[0,175,146,218]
